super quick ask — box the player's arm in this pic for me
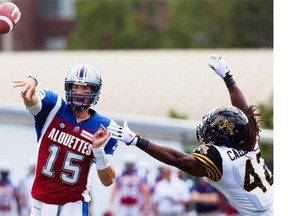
[92,125,115,186]
[208,54,248,111]
[13,76,39,107]
[108,121,207,177]
[96,165,115,186]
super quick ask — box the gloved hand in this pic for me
[208,54,230,78]
[107,120,138,145]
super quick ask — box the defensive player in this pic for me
[13,64,118,216]
[106,55,273,215]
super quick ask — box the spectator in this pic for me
[177,169,194,192]
[189,177,220,216]
[108,153,150,216]
[16,158,36,216]
[152,165,190,216]
[0,162,18,216]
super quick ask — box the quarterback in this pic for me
[106,55,273,215]
[13,64,118,216]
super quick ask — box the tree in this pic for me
[68,0,273,49]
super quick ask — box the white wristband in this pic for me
[92,147,110,170]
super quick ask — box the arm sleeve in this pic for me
[26,95,42,116]
[192,144,223,181]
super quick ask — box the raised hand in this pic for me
[92,125,111,149]
[13,77,38,106]
[208,54,230,78]
[107,120,138,145]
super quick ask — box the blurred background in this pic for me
[0,0,273,216]
[1,0,272,51]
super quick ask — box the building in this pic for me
[0,0,76,51]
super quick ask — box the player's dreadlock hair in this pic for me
[242,105,261,151]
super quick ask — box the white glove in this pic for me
[107,120,138,145]
[208,54,230,78]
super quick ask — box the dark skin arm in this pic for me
[108,68,247,178]
[228,83,248,111]
[137,142,207,177]
[136,83,247,178]
[129,55,250,179]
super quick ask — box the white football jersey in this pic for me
[192,143,273,216]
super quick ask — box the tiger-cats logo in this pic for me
[211,116,235,135]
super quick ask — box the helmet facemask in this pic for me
[196,115,210,144]
[66,84,100,111]
[65,64,102,111]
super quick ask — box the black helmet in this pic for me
[196,105,249,148]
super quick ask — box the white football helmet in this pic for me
[65,64,102,111]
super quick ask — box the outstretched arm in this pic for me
[208,54,248,111]
[108,121,207,177]
[137,138,207,177]
[227,84,248,111]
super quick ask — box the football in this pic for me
[0,2,21,34]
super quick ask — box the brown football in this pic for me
[0,2,21,34]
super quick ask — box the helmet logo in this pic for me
[211,116,234,135]
[75,65,88,83]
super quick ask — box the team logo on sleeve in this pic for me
[195,144,209,154]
